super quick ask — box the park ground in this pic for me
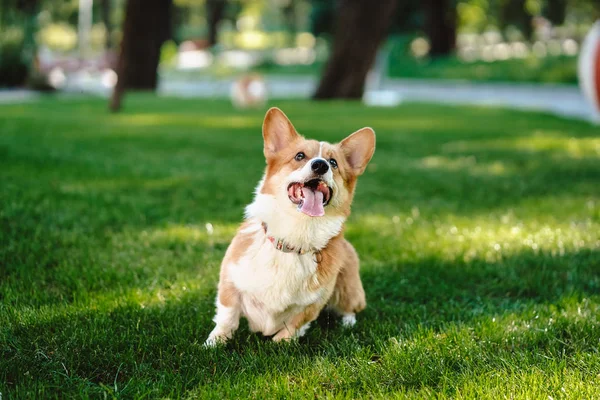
[256,53,578,85]
[1,96,599,398]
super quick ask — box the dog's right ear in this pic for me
[262,107,299,157]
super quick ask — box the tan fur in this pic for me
[261,139,319,196]
[272,301,325,342]
[309,233,345,290]
[328,239,367,314]
[217,278,239,308]
[216,221,255,307]
[205,108,375,345]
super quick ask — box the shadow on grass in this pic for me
[2,248,599,397]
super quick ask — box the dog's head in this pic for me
[258,107,375,218]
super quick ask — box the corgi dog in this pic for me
[205,107,375,345]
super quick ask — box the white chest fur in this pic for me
[229,183,345,336]
[245,190,345,252]
[228,236,327,335]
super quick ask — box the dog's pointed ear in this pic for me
[262,107,299,157]
[339,127,376,175]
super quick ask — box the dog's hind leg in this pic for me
[328,240,366,327]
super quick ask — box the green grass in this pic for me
[251,44,578,85]
[1,96,599,398]
[253,54,578,84]
[387,54,579,84]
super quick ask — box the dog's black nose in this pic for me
[311,159,329,175]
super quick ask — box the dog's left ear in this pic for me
[262,107,299,157]
[339,127,376,175]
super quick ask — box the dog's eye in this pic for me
[329,158,338,169]
[294,152,305,161]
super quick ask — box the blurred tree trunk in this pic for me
[282,0,297,47]
[16,0,39,54]
[206,0,226,47]
[499,0,533,40]
[110,0,172,112]
[2,0,39,87]
[100,0,112,49]
[423,0,456,57]
[309,0,335,37]
[314,0,397,99]
[17,0,39,70]
[545,0,567,25]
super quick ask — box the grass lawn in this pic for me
[252,37,578,85]
[254,54,578,84]
[386,54,578,85]
[1,96,599,398]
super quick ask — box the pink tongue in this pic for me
[300,187,324,217]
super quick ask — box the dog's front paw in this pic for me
[204,329,231,347]
[272,327,296,342]
[341,313,357,328]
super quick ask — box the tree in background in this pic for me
[281,0,298,46]
[100,0,112,49]
[544,0,570,24]
[110,0,172,112]
[309,0,335,37]
[423,0,456,56]
[499,0,534,39]
[313,0,397,99]
[0,0,39,86]
[206,0,226,47]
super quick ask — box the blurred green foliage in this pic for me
[0,27,28,86]
[0,0,598,87]
[252,35,579,84]
[160,39,179,66]
[0,1,38,87]
[399,55,577,84]
[387,36,579,83]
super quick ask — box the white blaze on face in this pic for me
[286,142,335,217]
[287,155,334,188]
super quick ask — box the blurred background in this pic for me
[0,0,599,117]
[0,0,600,97]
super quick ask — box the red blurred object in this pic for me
[578,21,600,114]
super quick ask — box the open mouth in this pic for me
[287,179,333,217]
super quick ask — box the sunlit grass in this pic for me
[417,155,512,176]
[352,210,599,264]
[1,96,599,398]
[114,114,260,129]
[443,134,600,159]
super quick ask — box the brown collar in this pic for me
[262,222,313,255]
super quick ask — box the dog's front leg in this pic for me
[272,302,323,342]
[205,280,241,347]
